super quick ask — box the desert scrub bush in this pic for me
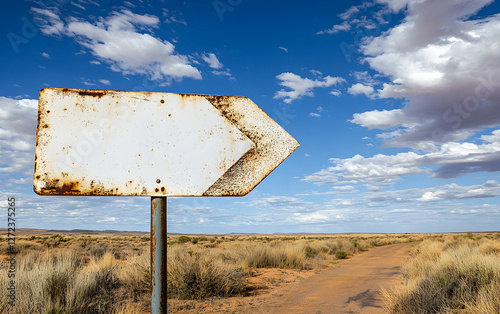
[117,248,151,300]
[176,235,191,244]
[239,241,307,269]
[337,238,356,254]
[304,245,319,258]
[335,250,348,259]
[66,252,120,312]
[0,246,151,314]
[384,237,500,313]
[167,247,245,299]
[0,250,120,313]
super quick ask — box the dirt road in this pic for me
[259,242,417,314]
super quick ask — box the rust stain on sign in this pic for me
[33,88,299,196]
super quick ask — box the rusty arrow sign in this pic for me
[33,88,299,196]
[33,87,299,313]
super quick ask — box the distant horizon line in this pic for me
[2,228,498,236]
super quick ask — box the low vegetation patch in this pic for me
[167,247,245,299]
[335,250,348,259]
[0,233,150,313]
[5,232,497,312]
[384,234,500,313]
[166,233,424,300]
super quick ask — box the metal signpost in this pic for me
[33,87,299,313]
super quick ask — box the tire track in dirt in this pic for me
[259,242,418,314]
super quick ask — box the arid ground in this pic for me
[1,230,499,313]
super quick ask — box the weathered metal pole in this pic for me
[151,197,167,314]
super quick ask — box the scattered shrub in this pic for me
[305,246,319,258]
[335,250,348,259]
[167,248,245,299]
[177,236,191,244]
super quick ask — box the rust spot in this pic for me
[77,90,106,98]
[156,179,161,184]
[168,114,172,117]
[161,187,165,192]
[160,99,164,104]
[43,124,49,129]
[155,188,159,192]
[46,110,50,114]
[44,180,81,194]
[35,175,41,180]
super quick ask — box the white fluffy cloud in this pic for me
[304,129,500,189]
[286,210,346,224]
[350,0,500,147]
[202,53,223,69]
[0,97,37,179]
[330,89,342,96]
[419,180,500,201]
[32,9,202,83]
[347,83,375,97]
[274,72,345,103]
[350,109,406,129]
[304,152,427,190]
[99,79,111,86]
[342,180,500,204]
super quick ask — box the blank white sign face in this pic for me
[34,88,299,196]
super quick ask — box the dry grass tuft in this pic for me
[0,233,150,313]
[167,246,245,299]
[384,235,500,314]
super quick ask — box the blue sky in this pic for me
[1,0,500,234]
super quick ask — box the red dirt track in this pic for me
[258,242,417,313]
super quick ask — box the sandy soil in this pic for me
[167,242,417,313]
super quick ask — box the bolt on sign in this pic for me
[33,88,299,196]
